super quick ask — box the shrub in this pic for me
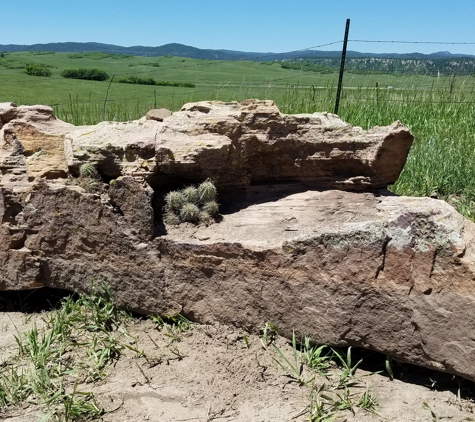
[61,68,110,81]
[31,51,55,55]
[116,76,157,85]
[155,81,195,88]
[68,52,133,59]
[116,76,195,88]
[25,63,52,77]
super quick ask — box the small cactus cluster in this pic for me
[78,162,102,192]
[164,179,219,225]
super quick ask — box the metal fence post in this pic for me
[334,19,351,115]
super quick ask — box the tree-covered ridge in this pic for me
[281,57,475,76]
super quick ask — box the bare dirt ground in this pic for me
[1,308,475,422]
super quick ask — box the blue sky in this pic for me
[3,0,475,55]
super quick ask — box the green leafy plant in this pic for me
[302,337,332,374]
[150,313,192,331]
[261,321,278,348]
[241,333,250,349]
[308,383,334,422]
[273,331,312,385]
[150,313,192,346]
[423,402,439,421]
[307,379,378,421]
[331,346,363,388]
[321,386,355,414]
[385,355,394,380]
[357,383,378,413]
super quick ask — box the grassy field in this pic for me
[2,51,473,113]
[1,51,475,218]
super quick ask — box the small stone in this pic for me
[146,108,172,121]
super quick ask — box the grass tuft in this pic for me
[0,284,135,419]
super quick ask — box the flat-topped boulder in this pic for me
[1,183,475,382]
[3,100,475,383]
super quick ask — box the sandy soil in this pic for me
[1,311,475,422]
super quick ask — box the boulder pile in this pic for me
[2,99,475,382]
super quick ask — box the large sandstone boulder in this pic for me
[64,99,413,190]
[2,100,475,383]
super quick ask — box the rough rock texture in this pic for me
[64,99,413,190]
[2,100,475,383]
[0,103,74,186]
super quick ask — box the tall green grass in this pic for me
[336,80,475,219]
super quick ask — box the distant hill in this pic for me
[0,42,269,60]
[2,42,474,76]
[0,41,474,61]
